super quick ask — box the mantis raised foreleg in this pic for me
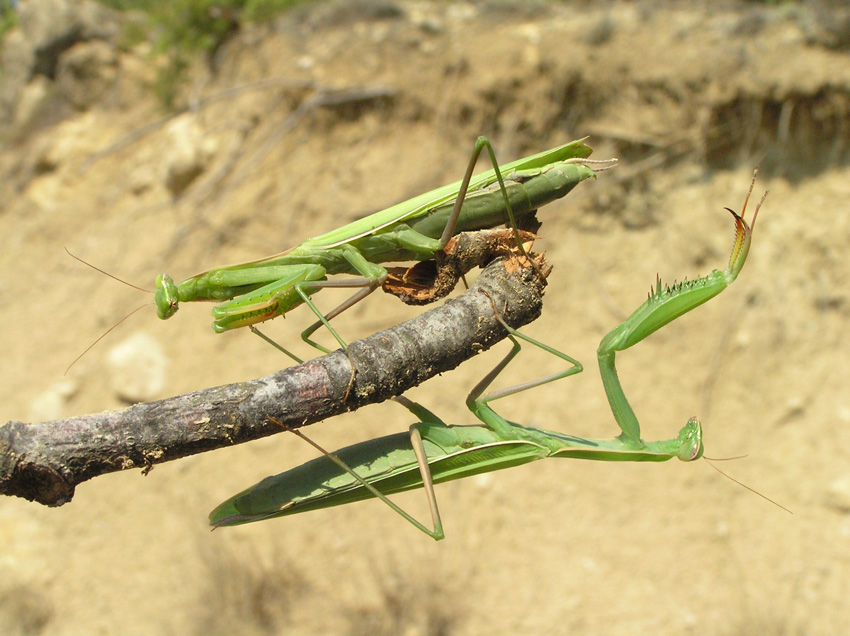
[209,171,767,539]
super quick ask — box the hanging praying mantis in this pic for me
[148,137,613,356]
[209,170,769,539]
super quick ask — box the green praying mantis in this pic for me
[209,171,769,540]
[150,137,614,357]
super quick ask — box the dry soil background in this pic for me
[1,2,849,635]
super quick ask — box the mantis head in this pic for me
[155,274,179,320]
[724,167,768,282]
[677,417,705,461]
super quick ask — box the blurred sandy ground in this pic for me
[1,2,849,634]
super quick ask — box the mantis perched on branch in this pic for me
[148,137,613,355]
[209,171,769,539]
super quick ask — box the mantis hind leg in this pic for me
[279,400,447,540]
[440,136,536,269]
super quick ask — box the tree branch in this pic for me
[0,253,549,507]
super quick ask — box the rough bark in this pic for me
[0,253,548,506]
